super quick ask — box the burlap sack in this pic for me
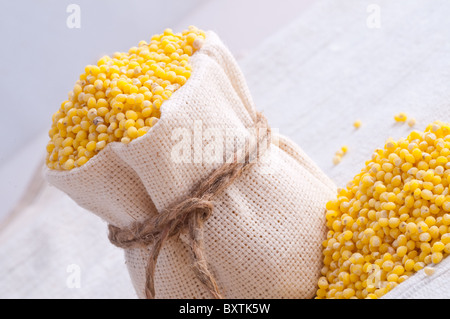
[45,31,336,299]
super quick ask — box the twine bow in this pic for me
[108,112,271,299]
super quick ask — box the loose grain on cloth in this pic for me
[45,31,336,299]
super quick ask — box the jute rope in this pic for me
[108,112,271,299]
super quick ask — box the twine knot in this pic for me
[108,112,271,299]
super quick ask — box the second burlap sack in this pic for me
[45,31,336,299]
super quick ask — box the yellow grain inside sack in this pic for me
[46,26,205,170]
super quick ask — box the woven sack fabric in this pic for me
[46,31,336,298]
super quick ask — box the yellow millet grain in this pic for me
[46,26,206,170]
[333,146,349,165]
[394,112,408,122]
[354,120,362,129]
[317,121,450,299]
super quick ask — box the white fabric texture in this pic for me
[45,31,336,299]
[240,0,450,299]
[0,183,136,299]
